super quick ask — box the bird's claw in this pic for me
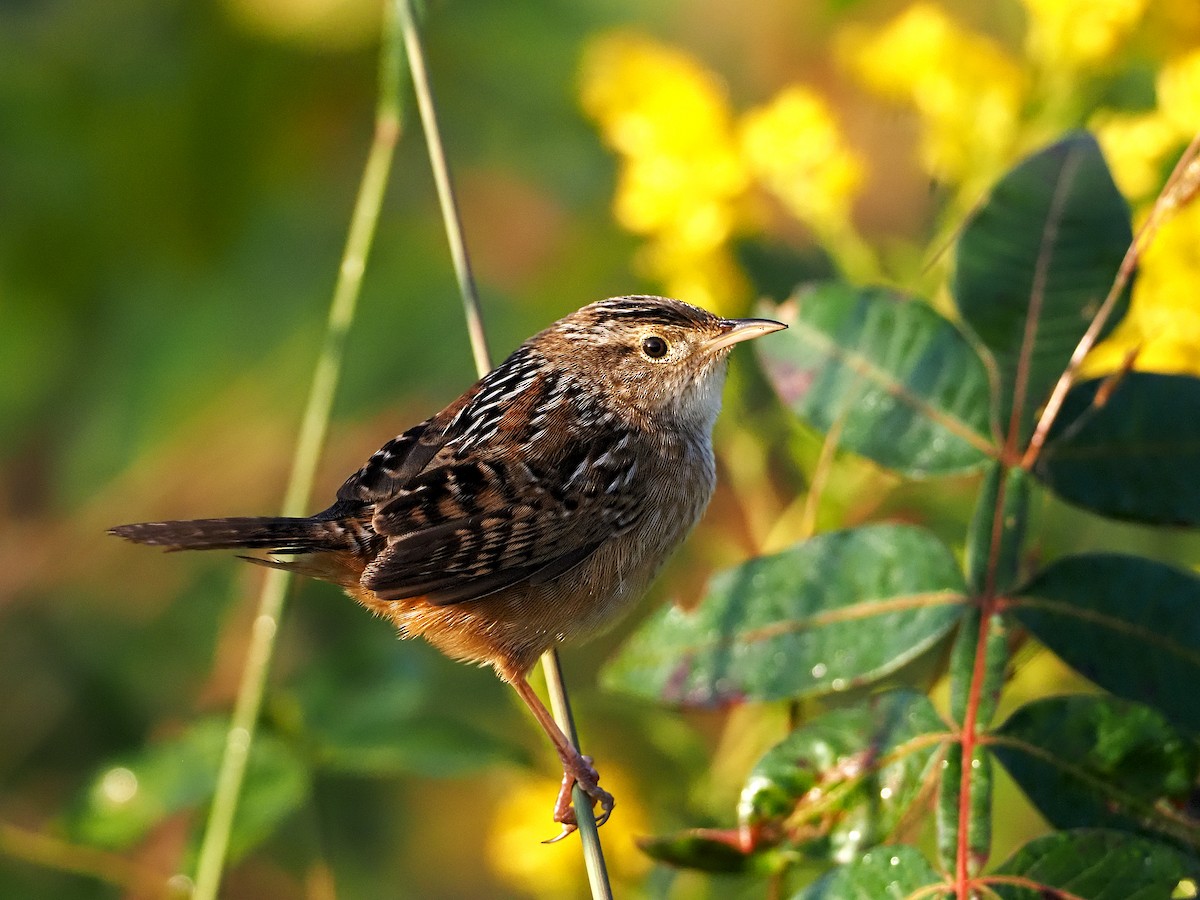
[543,754,614,842]
[542,824,576,845]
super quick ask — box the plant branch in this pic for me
[0,819,169,896]
[1022,131,1200,469]
[190,4,405,897]
[954,457,1016,896]
[1004,148,1079,461]
[395,3,612,897]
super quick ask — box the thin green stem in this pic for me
[542,652,614,900]
[190,4,405,897]
[396,0,491,376]
[395,4,612,897]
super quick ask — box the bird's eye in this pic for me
[641,335,669,359]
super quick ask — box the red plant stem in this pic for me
[956,467,1011,896]
[955,611,990,893]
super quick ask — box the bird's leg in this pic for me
[510,676,614,840]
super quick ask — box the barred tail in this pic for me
[108,516,337,554]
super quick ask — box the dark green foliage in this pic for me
[757,282,993,476]
[1035,372,1200,525]
[792,845,942,898]
[603,524,967,705]
[1012,554,1200,730]
[992,695,1200,849]
[71,720,309,863]
[738,690,948,860]
[613,133,1200,896]
[989,830,1194,899]
[954,131,1132,444]
[644,691,950,871]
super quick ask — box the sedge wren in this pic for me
[111,295,785,837]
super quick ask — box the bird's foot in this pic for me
[542,755,614,843]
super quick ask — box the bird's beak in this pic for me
[706,316,787,352]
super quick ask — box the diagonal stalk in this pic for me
[1022,131,1200,468]
[395,3,613,897]
[190,4,406,897]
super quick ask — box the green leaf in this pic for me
[227,734,311,861]
[936,744,993,878]
[948,609,1009,730]
[758,282,993,476]
[739,690,948,864]
[1012,553,1200,732]
[941,608,1005,876]
[988,829,1193,899]
[991,695,1200,850]
[72,719,309,859]
[791,845,944,899]
[955,131,1132,443]
[734,237,836,301]
[964,463,1030,596]
[1033,372,1200,526]
[603,524,968,706]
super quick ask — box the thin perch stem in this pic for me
[190,4,406,897]
[396,3,613,897]
[543,652,614,898]
[397,0,491,376]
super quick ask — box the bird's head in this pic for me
[538,296,786,429]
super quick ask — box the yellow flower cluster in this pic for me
[1020,0,1149,69]
[1158,50,1200,136]
[1087,48,1200,376]
[832,2,1200,377]
[739,87,864,237]
[1097,50,1200,201]
[580,9,1198,375]
[1108,201,1200,375]
[1093,111,1184,200]
[486,767,650,897]
[579,33,751,313]
[580,31,865,313]
[841,3,1027,190]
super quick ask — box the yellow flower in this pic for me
[579,31,749,243]
[635,237,748,314]
[1093,111,1184,201]
[1020,0,1149,68]
[842,3,1026,187]
[614,154,743,246]
[580,30,879,299]
[1086,201,1200,376]
[1156,49,1200,138]
[579,31,751,311]
[580,32,737,162]
[486,768,651,897]
[739,86,864,235]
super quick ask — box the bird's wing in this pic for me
[333,420,439,507]
[361,436,642,605]
[331,345,546,509]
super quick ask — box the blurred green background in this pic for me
[2,0,1197,897]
